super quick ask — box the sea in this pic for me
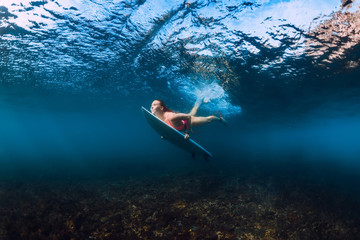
[0,0,360,239]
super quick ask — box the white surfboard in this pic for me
[141,106,213,160]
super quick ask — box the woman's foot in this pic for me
[203,97,210,104]
[219,116,228,126]
[213,111,228,126]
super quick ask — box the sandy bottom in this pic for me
[0,160,359,240]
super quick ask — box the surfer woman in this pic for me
[150,99,227,140]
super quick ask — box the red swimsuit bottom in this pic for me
[165,119,187,131]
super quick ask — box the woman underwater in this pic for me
[150,99,227,140]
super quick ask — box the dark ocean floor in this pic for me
[0,158,359,240]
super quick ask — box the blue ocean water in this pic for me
[1,1,360,238]
[1,0,359,169]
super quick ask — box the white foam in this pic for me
[174,78,242,117]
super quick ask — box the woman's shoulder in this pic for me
[164,111,176,118]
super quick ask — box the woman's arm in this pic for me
[169,113,192,139]
[170,113,191,122]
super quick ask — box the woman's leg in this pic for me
[191,115,220,127]
[189,100,201,116]
[189,97,210,116]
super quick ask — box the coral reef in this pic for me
[0,163,359,240]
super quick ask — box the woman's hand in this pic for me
[184,133,190,140]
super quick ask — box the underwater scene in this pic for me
[1,0,360,239]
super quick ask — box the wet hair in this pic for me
[154,99,174,112]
